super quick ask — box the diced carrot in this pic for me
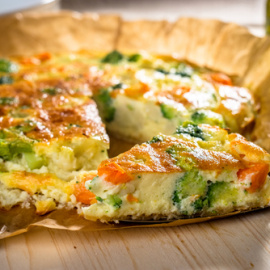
[124,82,150,98]
[20,57,40,65]
[73,174,97,205]
[237,163,269,193]
[208,73,232,86]
[126,194,139,203]
[36,52,52,61]
[98,162,133,185]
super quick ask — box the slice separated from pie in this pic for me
[81,123,270,222]
[0,58,109,183]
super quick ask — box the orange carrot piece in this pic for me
[124,82,150,98]
[237,163,269,193]
[209,73,232,85]
[36,52,52,61]
[98,162,133,185]
[73,174,97,205]
[126,194,139,203]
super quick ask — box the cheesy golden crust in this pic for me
[98,124,269,178]
[0,80,107,142]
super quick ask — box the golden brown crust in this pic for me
[0,79,108,142]
[99,136,245,175]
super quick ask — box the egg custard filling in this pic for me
[81,124,270,222]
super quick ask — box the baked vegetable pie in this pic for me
[0,50,268,222]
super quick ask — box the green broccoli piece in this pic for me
[0,75,13,85]
[147,135,164,144]
[101,50,124,64]
[160,103,175,119]
[191,110,225,128]
[103,107,116,123]
[0,130,6,139]
[0,97,16,106]
[96,89,116,122]
[175,63,193,77]
[10,140,33,156]
[175,123,205,140]
[128,54,141,62]
[14,120,37,133]
[166,144,195,171]
[106,195,122,209]
[41,88,59,95]
[96,196,103,202]
[191,111,206,123]
[207,181,238,208]
[173,170,207,203]
[0,139,33,161]
[0,59,18,73]
[172,170,208,215]
[0,140,12,160]
[156,63,193,77]
[111,83,123,90]
[24,152,45,170]
[156,68,169,75]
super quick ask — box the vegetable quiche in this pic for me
[0,50,268,222]
[81,124,270,222]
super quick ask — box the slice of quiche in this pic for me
[0,62,109,182]
[81,123,270,222]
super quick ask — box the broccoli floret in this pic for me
[10,140,33,155]
[207,181,238,208]
[156,68,170,75]
[173,169,207,206]
[175,63,193,77]
[24,152,45,170]
[166,144,195,171]
[147,135,164,144]
[175,123,205,140]
[103,107,116,123]
[160,103,175,119]
[96,196,103,202]
[111,83,123,90]
[128,54,141,62]
[41,88,60,95]
[191,111,206,123]
[0,140,12,160]
[106,195,122,209]
[101,50,124,64]
[0,59,18,73]
[192,198,203,211]
[96,89,116,122]
[13,120,37,133]
[0,75,13,85]
[0,139,33,161]
[156,63,193,77]
[0,97,16,106]
[191,110,225,128]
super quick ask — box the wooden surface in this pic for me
[1,208,270,269]
[1,1,270,269]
